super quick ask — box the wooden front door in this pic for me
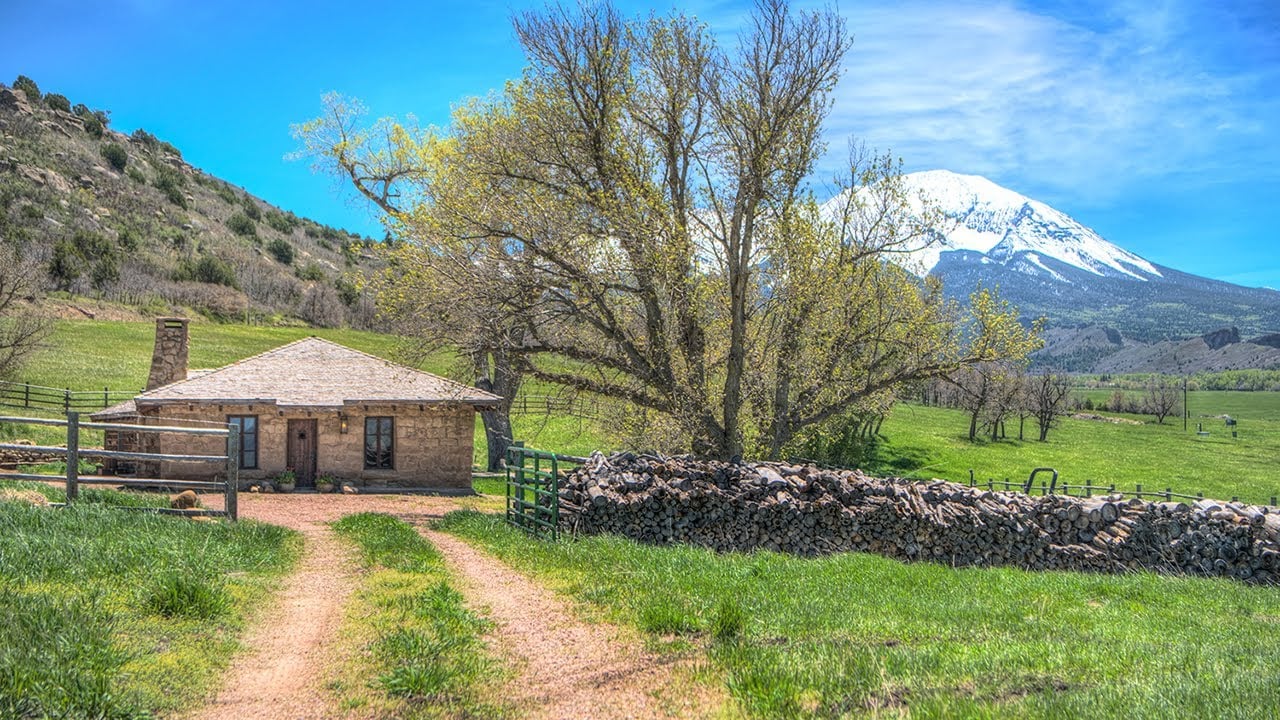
[286,419,318,487]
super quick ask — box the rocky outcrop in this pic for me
[0,87,32,115]
[559,453,1280,584]
[1201,327,1241,351]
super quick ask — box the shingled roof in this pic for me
[93,337,500,417]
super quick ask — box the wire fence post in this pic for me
[65,411,79,503]
[225,424,239,521]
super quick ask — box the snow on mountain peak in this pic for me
[854,169,1162,282]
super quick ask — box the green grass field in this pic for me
[441,511,1280,720]
[862,402,1280,505]
[0,484,300,717]
[19,320,419,391]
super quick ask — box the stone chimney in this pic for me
[147,317,189,390]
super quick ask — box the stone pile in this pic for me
[558,452,1280,584]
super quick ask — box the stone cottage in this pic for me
[93,318,501,489]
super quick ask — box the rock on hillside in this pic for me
[0,80,378,326]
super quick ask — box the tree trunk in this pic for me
[480,403,514,471]
[474,347,523,471]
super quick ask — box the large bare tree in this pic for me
[295,1,1040,459]
[0,244,51,379]
[1143,375,1183,425]
[1027,371,1071,441]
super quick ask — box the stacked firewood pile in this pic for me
[558,452,1280,584]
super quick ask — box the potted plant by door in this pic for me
[315,474,336,494]
[274,468,297,493]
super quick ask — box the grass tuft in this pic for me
[141,571,230,620]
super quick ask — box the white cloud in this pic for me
[820,0,1280,206]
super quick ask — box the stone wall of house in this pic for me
[134,402,476,489]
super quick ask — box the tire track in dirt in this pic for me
[186,495,370,720]
[418,525,724,720]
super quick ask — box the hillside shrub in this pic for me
[158,140,181,158]
[296,262,326,281]
[43,92,70,113]
[131,128,158,148]
[215,183,237,205]
[89,252,120,292]
[47,240,83,290]
[100,143,128,172]
[241,196,261,221]
[12,75,39,101]
[154,167,187,208]
[174,255,238,288]
[82,115,104,139]
[226,212,256,238]
[126,166,146,183]
[264,210,295,234]
[335,277,361,307]
[116,227,139,251]
[266,238,295,265]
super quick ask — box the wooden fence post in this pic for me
[66,411,79,502]
[225,425,239,521]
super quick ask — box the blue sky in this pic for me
[3,0,1277,287]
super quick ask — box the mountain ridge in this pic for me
[828,169,1280,372]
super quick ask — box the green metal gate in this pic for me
[505,444,560,539]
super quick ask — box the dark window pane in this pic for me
[364,416,393,469]
[228,415,259,469]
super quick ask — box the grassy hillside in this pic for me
[0,78,377,325]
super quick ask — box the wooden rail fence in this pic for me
[509,394,602,421]
[0,412,239,520]
[967,470,1278,508]
[0,380,137,412]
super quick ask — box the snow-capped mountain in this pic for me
[892,170,1161,283]
[824,170,1280,350]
